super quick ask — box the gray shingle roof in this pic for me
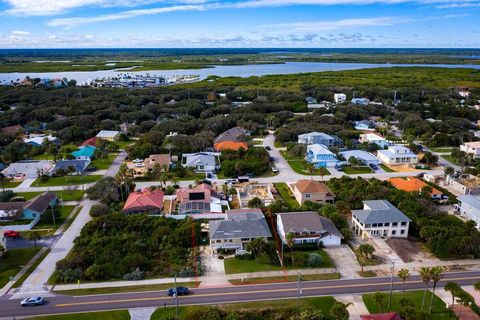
[25,192,57,214]
[51,159,90,175]
[277,211,343,238]
[225,208,264,221]
[209,218,271,240]
[352,200,411,224]
[214,127,248,144]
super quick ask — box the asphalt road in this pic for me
[2,271,479,318]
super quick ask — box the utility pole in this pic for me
[296,271,301,306]
[174,274,179,320]
[387,260,396,311]
[50,205,56,228]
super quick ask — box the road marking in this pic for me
[55,275,480,308]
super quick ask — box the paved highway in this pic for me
[2,271,479,318]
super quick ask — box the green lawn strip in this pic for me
[116,140,133,150]
[0,219,32,226]
[26,310,130,320]
[224,249,333,274]
[363,290,455,319]
[90,154,117,170]
[32,175,101,187]
[358,271,377,278]
[380,164,395,172]
[12,249,51,288]
[2,180,21,188]
[13,191,43,200]
[0,248,41,288]
[442,155,460,165]
[151,296,338,320]
[20,230,55,238]
[13,190,84,201]
[61,207,82,233]
[34,205,75,230]
[430,147,455,153]
[273,182,299,209]
[342,165,374,174]
[54,282,200,296]
[229,272,340,285]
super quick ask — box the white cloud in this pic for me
[11,30,30,35]
[259,17,398,31]
[47,4,206,28]
[436,1,480,7]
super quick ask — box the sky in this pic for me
[0,0,479,48]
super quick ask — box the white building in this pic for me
[297,132,342,147]
[24,134,60,147]
[377,145,418,166]
[455,195,480,228]
[2,160,54,179]
[339,150,380,166]
[276,212,342,247]
[334,93,347,104]
[460,141,480,158]
[352,200,411,239]
[359,133,390,149]
[306,144,338,168]
[95,130,121,141]
[181,152,218,173]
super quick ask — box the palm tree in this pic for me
[419,267,432,312]
[429,267,443,313]
[373,291,387,313]
[286,232,295,268]
[444,282,460,311]
[456,290,473,319]
[27,231,41,248]
[330,302,352,320]
[397,268,410,297]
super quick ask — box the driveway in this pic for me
[324,245,361,279]
[105,151,127,177]
[370,237,404,264]
[199,247,230,287]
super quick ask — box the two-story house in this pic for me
[298,132,343,147]
[455,195,480,228]
[292,179,335,205]
[377,145,418,166]
[460,141,480,158]
[209,208,271,253]
[359,133,390,149]
[306,144,338,168]
[276,211,342,247]
[351,200,411,239]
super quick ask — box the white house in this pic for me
[354,120,375,131]
[359,133,390,148]
[24,134,60,147]
[339,150,380,166]
[351,200,411,239]
[95,130,121,141]
[377,145,418,166]
[334,93,347,104]
[298,132,342,147]
[455,195,480,228]
[306,144,338,168]
[2,160,54,179]
[276,212,342,247]
[460,141,480,158]
[181,152,218,173]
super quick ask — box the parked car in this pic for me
[369,164,379,170]
[20,296,45,307]
[167,287,190,296]
[207,173,212,179]
[202,179,212,185]
[265,146,271,151]
[132,158,143,163]
[4,230,20,239]
[225,179,237,185]
[86,166,97,172]
[271,166,279,173]
[238,176,250,183]
[417,172,426,178]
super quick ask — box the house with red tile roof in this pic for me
[80,137,97,147]
[388,177,444,200]
[122,189,164,215]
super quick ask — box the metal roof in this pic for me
[352,200,411,224]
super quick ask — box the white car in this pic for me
[272,167,279,173]
[21,296,45,307]
[132,158,143,163]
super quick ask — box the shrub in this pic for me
[123,268,145,281]
[0,190,14,202]
[308,253,323,267]
[89,203,110,217]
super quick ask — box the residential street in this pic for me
[2,270,480,318]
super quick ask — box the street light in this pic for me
[387,260,396,311]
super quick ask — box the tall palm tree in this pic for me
[444,282,460,312]
[419,267,432,312]
[397,268,410,297]
[373,291,386,313]
[429,267,443,313]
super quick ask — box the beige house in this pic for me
[128,154,170,177]
[292,179,335,205]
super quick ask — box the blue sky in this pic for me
[0,0,478,48]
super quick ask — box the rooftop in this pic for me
[307,144,334,155]
[388,177,442,195]
[298,132,333,140]
[277,211,342,238]
[96,130,120,138]
[209,217,272,240]
[352,200,411,224]
[458,195,480,209]
[26,192,57,213]
[340,150,379,162]
[225,208,264,221]
[294,179,334,195]
[464,141,480,148]
[123,189,164,212]
[360,133,386,141]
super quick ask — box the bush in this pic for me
[123,268,145,281]
[54,268,83,283]
[308,253,323,267]
[89,203,110,217]
[0,190,14,202]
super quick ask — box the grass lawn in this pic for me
[0,219,32,226]
[27,310,130,320]
[1,180,21,188]
[342,165,374,174]
[115,140,133,150]
[0,248,40,288]
[32,175,101,187]
[224,249,333,274]
[380,164,396,172]
[358,271,377,277]
[431,147,455,153]
[55,282,200,296]
[273,182,299,209]
[34,205,75,230]
[90,153,117,170]
[363,290,455,319]
[12,249,50,288]
[229,272,340,285]
[151,296,339,320]
[443,155,460,165]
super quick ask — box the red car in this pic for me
[4,230,20,239]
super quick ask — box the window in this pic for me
[216,240,222,243]
[392,222,398,227]
[400,230,405,234]
[229,239,233,242]
[384,222,390,227]
[241,238,249,241]
[392,230,396,235]
[401,222,407,226]
[378,223,383,227]
[372,223,377,227]
[305,194,311,198]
